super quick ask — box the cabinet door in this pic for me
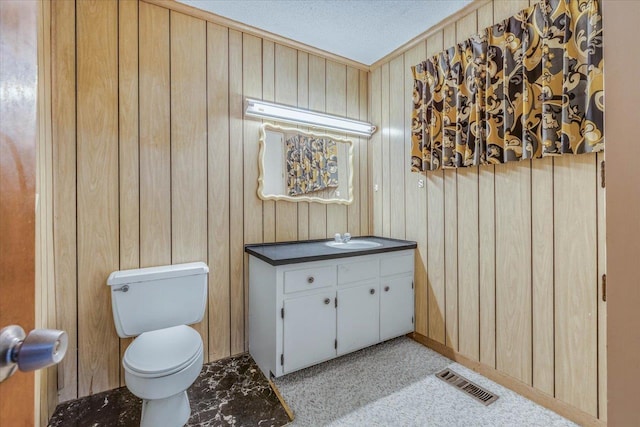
[337,281,379,355]
[380,275,414,341]
[283,292,336,373]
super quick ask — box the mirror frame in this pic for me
[258,123,354,205]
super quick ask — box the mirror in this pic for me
[258,124,353,204]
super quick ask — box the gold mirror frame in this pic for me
[257,123,354,205]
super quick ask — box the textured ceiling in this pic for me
[177,0,473,65]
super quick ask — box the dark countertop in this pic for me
[244,236,417,266]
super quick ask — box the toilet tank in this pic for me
[107,262,209,338]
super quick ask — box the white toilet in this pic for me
[107,262,209,427]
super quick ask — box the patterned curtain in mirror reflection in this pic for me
[285,134,339,196]
[411,0,604,172]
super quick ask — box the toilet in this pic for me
[107,262,209,427]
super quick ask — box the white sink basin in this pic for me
[325,240,383,250]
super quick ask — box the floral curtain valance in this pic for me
[411,0,604,172]
[285,134,339,196]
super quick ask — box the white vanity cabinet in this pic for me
[248,248,414,379]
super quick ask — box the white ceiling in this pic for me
[177,0,473,65]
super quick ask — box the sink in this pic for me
[325,240,383,250]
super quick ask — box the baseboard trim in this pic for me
[410,333,605,427]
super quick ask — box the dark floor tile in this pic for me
[48,354,291,427]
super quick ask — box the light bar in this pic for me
[245,98,376,137]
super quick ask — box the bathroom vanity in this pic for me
[245,237,416,379]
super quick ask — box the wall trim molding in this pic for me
[369,0,491,70]
[410,333,605,427]
[140,0,370,71]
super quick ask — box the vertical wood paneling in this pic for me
[76,0,120,396]
[495,161,531,385]
[326,60,348,235]
[444,169,458,350]
[427,170,445,343]
[53,0,372,401]
[389,55,405,239]
[261,40,275,244]
[275,45,298,242]
[307,55,327,239]
[117,0,139,386]
[554,154,597,416]
[228,29,244,355]
[478,165,495,367]
[425,31,445,344]
[370,67,382,236]
[531,157,554,395]
[596,152,606,421]
[457,168,479,361]
[493,0,529,23]
[358,70,369,236]
[170,12,209,357]
[296,52,310,240]
[242,34,262,350]
[346,66,361,236]
[380,63,390,237]
[51,0,77,402]
[139,3,171,267]
[207,22,230,360]
[404,42,427,336]
[118,0,139,273]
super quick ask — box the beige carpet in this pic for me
[273,337,576,427]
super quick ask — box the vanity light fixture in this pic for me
[245,98,376,137]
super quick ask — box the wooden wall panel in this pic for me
[51,0,77,402]
[170,11,209,355]
[325,61,348,236]
[296,52,310,240]
[388,55,405,239]
[207,22,231,360]
[457,168,479,361]
[262,40,275,244]
[307,55,327,239]
[403,42,427,336]
[554,154,598,416]
[274,44,298,242]
[51,0,370,400]
[76,0,120,396]
[478,165,495,368]
[228,29,244,355]
[346,67,361,236]
[531,157,554,395]
[380,63,390,237]
[495,161,531,385]
[139,2,171,267]
[426,170,445,344]
[596,152,606,421]
[358,70,370,236]
[117,0,139,386]
[443,169,458,351]
[370,66,382,236]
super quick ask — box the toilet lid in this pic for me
[124,325,203,377]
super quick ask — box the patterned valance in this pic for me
[411,0,604,172]
[285,134,339,196]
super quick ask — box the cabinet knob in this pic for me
[307,276,315,284]
[324,298,331,305]
[384,286,390,292]
[370,288,375,295]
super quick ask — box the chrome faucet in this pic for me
[334,233,351,243]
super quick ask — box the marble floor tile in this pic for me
[48,353,291,427]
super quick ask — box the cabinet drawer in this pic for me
[380,252,414,277]
[338,258,378,284]
[284,266,336,294]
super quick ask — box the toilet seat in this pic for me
[124,325,202,378]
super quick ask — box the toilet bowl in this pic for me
[123,325,203,427]
[107,262,209,427]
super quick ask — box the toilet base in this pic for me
[140,391,191,427]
